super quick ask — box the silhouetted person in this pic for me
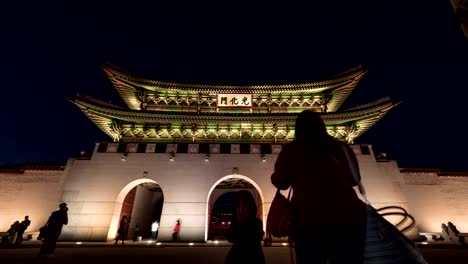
[172,220,180,241]
[16,216,31,244]
[133,223,141,241]
[39,203,68,257]
[271,110,367,264]
[224,190,266,264]
[115,215,130,245]
[7,221,20,244]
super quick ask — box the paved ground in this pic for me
[0,242,467,263]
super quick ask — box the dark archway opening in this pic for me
[208,178,262,240]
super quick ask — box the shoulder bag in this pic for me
[266,188,295,264]
[266,188,293,238]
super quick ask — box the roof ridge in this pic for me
[102,62,367,90]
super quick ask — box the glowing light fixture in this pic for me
[76,242,82,245]
[189,242,194,246]
[282,243,288,246]
[169,153,175,161]
[156,242,162,246]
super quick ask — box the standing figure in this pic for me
[133,223,141,242]
[172,220,180,241]
[271,110,367,264]
[115,216,130,245]
[39,203,68,257]
[151,220,159,241]
[16,216,31,244]
[7,221,20,244]
[224,190,266,264]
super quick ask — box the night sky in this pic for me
[1,2,467,170]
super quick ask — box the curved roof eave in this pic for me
[70,95,397,127]
[102,63,367,110]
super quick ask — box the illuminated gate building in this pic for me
[3,63,467,242]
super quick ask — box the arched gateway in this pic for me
[107,179,164,241]
[206,175,265,241]
[50,63,408,241]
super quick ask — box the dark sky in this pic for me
[1,1,467,170]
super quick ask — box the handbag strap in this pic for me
[341,144,369,204]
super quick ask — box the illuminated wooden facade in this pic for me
[70,63,398,144]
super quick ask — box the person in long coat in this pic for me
[271,110,367,264]
[115,216,129,245]
[39,203,68,257]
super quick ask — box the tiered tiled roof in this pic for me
[71,63,398,143]
[102,63,367,112]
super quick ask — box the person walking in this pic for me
[38,203,68,257]
[224,190,266,264]
[151,220,159,241]
[16,216,31,244]
[115,216,129,245]
[271,110,367,264]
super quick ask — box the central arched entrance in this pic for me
[107,179,164,241]
[205,175,264,241]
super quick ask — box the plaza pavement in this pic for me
[0,240,467,263]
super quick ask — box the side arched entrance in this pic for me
[107,179,164,241]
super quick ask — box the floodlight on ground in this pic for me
[121,153,128,161]
[261,154,267,162]
[169,153,175,161]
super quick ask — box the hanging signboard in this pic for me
[217,94,252,107]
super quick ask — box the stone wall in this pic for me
[401,171,468,233]
[57,143,405,241]
[5,143,466,241]
[0,163,70,236]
